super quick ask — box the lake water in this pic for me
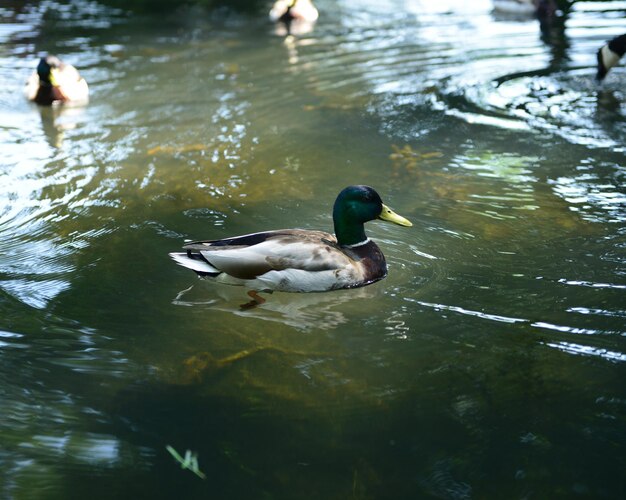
[1,0,625,498]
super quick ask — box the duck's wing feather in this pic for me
[183,229,352,280]
[57,64,89,103]
[269,0,290,21]
[24,72,39,101]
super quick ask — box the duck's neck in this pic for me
[333,217,367,247]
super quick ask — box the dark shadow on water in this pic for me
[98,327,626,499]
[104,360,419,499]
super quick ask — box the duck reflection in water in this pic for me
[172,283,378,332]
[35,104,87,149]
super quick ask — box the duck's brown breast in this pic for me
[344,240,387,286]
[34,85,66,105]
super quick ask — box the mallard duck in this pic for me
[170,185,412,293]
[597,33,626,81]
[269,0,319,23]
[25,55,89,106]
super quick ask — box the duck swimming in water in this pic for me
[25,55,89,106]
[596,33,626,81]
[170,185,412,293]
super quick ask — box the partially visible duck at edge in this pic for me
[25,55,89,106]
[170,185,412,293]
[269,0,319,24]
[492,0,556,18]
[597,33,626,82]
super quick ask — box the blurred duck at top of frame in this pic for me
[492,0,556,18]
[25,55,89,106]
[269,0,319,24]
[596,33,626,82]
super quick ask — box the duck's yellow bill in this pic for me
[379,204,412,227]
[49,68,60,87]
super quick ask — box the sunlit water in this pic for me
[1,0,625,498]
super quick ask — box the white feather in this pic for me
[169,252,219,274]
[256,269,349,292]
[200,239,351,272]
[211,268,353,293]
[24,72,39,101]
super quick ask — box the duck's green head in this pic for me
[333,185,412,246]
[37,56,62,86]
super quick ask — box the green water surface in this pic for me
[0,1,624,498]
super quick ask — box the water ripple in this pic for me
[544,341,626,362]
[406,298,527,324]
[568,306,626,319]
[287,1,626,149]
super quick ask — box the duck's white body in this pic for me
[170,229,382,293]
